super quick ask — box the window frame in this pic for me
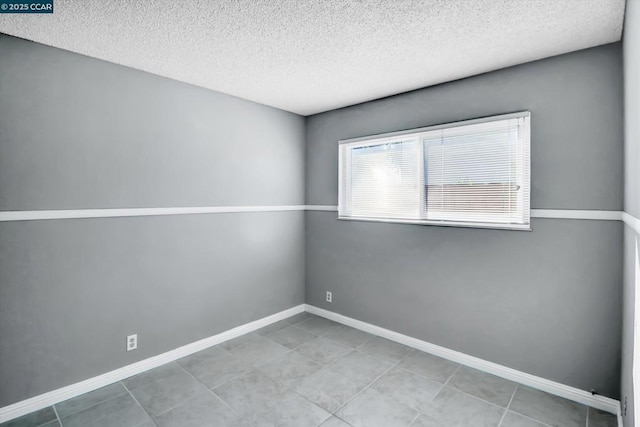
[338,111,531,231]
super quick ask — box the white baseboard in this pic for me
[0,304,305,423]
[305,304,622,419]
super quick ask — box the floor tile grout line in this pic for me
[207,369,250,392]
[272,344,365,419]
[138,395,185,420]
[299,327,344,340]
[351,330,375,348]
[175,360,257,426]
[353,349,412,365]
[285,312,312,324]
[275,379,333,422]
[404,359,526,417]
[343,336,412,365]
[409,363,463,421]
[256,318,295,335]
[279,353,366,416]
[433,380,518,414]
[209,390,258,427]
[248,337,350,418]
[121,381,158,427]
[176,348,254,391]
[506,407,558,427]
[50,384,131,423]
[354,333,374,349]
[329,356,405,416]
[413,366,592,427]
[408,409,423,426]
[134,417,157,427]
[222,332,269,353]
[207,363,259,392]
[51,404,63,427]
[282,330,369,359]
[339,346,460,421]
[125,363,200,419]
[505,385,518,411]
[443,380,518,412]
[264,324,318,343]
[294,317,340,336]
[182,345,252,383]
[329,346,457,423]
[328,414,354,427]
[261,317,327,349]
[390,354,459,387]
[280,336,319,352]
[434,363,461,396]
[321,323,375,343]
[585,405,589,427]
[313,414,333,427]
[226,334,293,367]
[497,385,518,427]
[225,319,308,352]
[290,316,374,352]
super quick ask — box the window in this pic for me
[338,112,531,230]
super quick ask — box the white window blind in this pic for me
[348,139,421,219]
[338,112,530,230]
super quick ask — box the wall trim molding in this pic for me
[303,205,339,212]
[0,304,305,424]
[305,304,622,417]
[531,209,622,221]
[0,205,628,222]
[0,205,313,222]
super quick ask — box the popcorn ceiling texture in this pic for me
[0,0,625,115]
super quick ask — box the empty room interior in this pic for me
[0,1,639,426]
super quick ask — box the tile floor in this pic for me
[2,313,618,427]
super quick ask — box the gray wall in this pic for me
[622,228,637,425]
[0,37,304,209]
[622,0,640,423]
[0,35,306,407]
[305,44,624,398]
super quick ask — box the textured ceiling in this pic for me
[0,0,626,115]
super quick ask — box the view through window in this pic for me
[338,112,530,230]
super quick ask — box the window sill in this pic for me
[337,215,532,231]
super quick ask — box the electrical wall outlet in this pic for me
[326,291,332,303]
[127,334,138,352]
[623,396,627,416]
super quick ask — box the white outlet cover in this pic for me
[127,334,138,352]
